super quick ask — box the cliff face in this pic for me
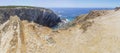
[1,8,120,53]
[0,7,61,27]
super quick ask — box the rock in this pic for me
[0,6,61,27]
[61,18,69,23]
[1,8,120,53]
[71,10,115,31]
[84,10,114,20]
[51,18,71,30]
[73,10,114,25]
[57,18,69,27]
[73,14,88,24]
[0,15,53,53]
[115,7,120,11]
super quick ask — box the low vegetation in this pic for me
[0,6,35,8]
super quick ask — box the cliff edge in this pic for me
[0,6,61,27]
[0,8,120,53]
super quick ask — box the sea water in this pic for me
[51,8,114,21]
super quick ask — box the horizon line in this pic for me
[0,5,116,8]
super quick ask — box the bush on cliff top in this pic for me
[0,6,35,8]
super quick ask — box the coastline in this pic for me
[0,6,120,53]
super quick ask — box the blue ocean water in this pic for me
[50,8,114,21]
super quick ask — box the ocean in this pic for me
[50,8,114,21]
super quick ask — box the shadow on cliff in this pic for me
[0,7,61,27]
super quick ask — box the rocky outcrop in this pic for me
[0,7,61,27]
[84,10,114,20]
[1,10,120,53]
[73,10,114,25]
[1,8,120,53]
[73,10,115,30]
[56,10,114,30]
[0,15,54,53]
[115,7,120,11]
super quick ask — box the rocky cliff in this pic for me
[0,8,120,53]
[72,10,115,32]
[73,10,114,24]
[0,6,61,27]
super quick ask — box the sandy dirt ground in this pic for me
[0,10,120,53]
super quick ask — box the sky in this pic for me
[0,0,119,8]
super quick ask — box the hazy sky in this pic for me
[0,0,119,8]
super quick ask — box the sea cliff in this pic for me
[0,6,61,27]
[0,7,120,53]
